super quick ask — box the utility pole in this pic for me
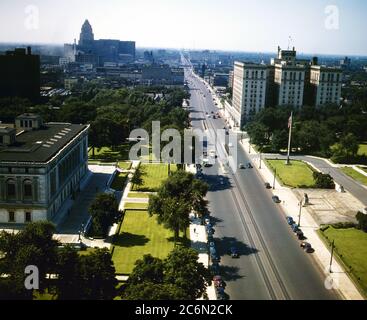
[273,168,277,189]
[298,200,303,226]
[259,152,262,169]
[329,240,335,273]
[286,112,293,165]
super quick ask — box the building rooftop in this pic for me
[0,123,88,163]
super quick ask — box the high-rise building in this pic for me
[65,20,136,66]
[0,47,40,102]
[232,62,269,127]
[230,46,343,128]
[309,65,342,107]
[271,47,306,109]
[79,19,94,47]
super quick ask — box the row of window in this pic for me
[8,211,32,223]
[5,179,33,201]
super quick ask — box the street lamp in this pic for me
[273,168,277,190]
[298,200,303,227]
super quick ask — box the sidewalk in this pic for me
[240,137,364,300]
[187,164,217,300]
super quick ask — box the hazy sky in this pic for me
[0,0,366,55]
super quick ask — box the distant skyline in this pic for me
[0,0,366,56]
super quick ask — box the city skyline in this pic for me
[0,0,367,56]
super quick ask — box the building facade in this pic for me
[309,66,342,107]
[0,114,89,225]
[232,62,269,127]
[0,47,40,102]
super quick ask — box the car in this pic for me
[210,263,220,274]
[291,223,299,232]
[213,115,216,119]
[230,247,239,258]
[207,228,215,235]
[264,182,272,189]
[216,287,226,300]
[247,163,253,169]
[239,163,246,169]
[272,196,281,204]
[204,218,210,225]
[213,275,225,288]
[301,242,314,253]
[209,242,215,248]
[286,216,295,225]
[296,230,305,240]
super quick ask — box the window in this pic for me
[25,212,32,223]
[23,180,33,199]
[8,211,15,223]
[6,179,16,200]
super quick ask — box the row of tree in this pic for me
[0,222,117,300]
[245,103,367,163]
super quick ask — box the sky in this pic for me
[0,0,366,56]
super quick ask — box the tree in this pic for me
[78,249,117,300]
[246,122,268,149]
[121,248,211,300]
[356,211,367,232]
[270,129,289,152]
[148,171,208,243]
[55,246,82,300]
[331,133,360,163]
[313,172,335,189]
[164,247,212,300]
[0,222,59,299]
[89,193,121,237]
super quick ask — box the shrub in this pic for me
[356,211,367,232]
[331,222,357,229]
[313,172,335,189]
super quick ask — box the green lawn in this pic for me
[112,210,176,274]
[341,167,367,186]
[118,161,132,171]
[88,144,131,162]
[110,172,128,191]
[265,159,316,188]
[128,192,151,199]
[319,226,367,297]
[132,163,178,192]
[358,144,367,156]
[124,202,149,210]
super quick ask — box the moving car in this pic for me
[247,162,253,169]
[239,163,246,169]
[272,196,281,204]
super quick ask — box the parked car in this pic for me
[213,275,225,288]
[210,263,220,274]
[291,223,299,232]
[272,196,281,203]
[296,230,305,240]
[264,182,272,189]
[205,218,210,225]
[300,242,314,253]
[230,247,239,258]
[286,216,295,225]
[209,242,215,248]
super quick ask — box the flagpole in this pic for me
[286,112,293,165]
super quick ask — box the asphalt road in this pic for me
[183,57,339,300]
